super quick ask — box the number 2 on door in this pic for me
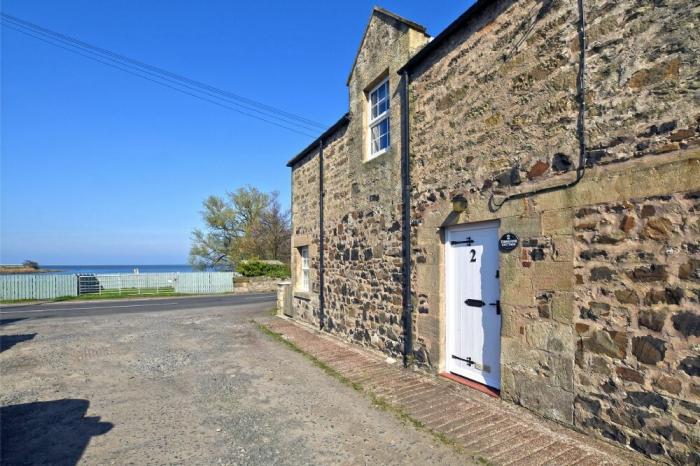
[469,249,477,263]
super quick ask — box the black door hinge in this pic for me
[451,236,474,246]
[452,355,474,366]
[464,298,485,307]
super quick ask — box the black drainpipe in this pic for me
[318,139,326,330]
[400,70,413,367]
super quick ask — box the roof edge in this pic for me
[397,0,491,75]
[286,114,351,168]
[346,6,429,86]
[373,6,428,34]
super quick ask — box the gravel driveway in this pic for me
[0,301,471,465]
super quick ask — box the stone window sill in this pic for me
[293,291,311,300]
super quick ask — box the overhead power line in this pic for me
[1,13,326,137]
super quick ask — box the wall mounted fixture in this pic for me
[451,194,468,213]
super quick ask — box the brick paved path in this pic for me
[263,317,652,466]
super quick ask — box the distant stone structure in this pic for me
[286,2,699,462]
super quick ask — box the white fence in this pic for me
[174,272,236,294]
[78,273,180,295]
[0,274,78,300]
[0,272,236,301]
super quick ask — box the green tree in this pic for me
[22,260,39,270]
[189,186,290,270]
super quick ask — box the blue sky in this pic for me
[1,1,471,264]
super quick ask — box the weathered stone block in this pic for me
[643,217,673,241]
[616,366,644,384]
[638,310,666,332]
[590,266,614,281]
[670,128,696,142]
[579,249,608,261]
[525,321,574,354]
[501,337,550,373]
[501,305,520,338]
[641,205,656,218]
[644,287,683,305]
[542,209,572,235]
[527,160,550,179]
[679,356,700,377]
[671,311,700,337]
[615,288,639,305]
[679,259,700,282]
[552,235,574,262]
[627,58,680,90]
[581,415,628,445]
[625,391,669,410]
[607,406,652,430]
[552,292,574,323]
[532,262,573,291]
[630,436,665,456]
[654,375,682,395]
[632,335,666,364]
[628,265,668,283]
[511,370,574,424]
[575,395,601,415]
[583,329,627,359]
[500,264,534,307]
[620,214,636,233]
[547,352,575,391]
[500,215,541,239]
[552,153,573,172]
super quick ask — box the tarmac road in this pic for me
[0,293,276,320]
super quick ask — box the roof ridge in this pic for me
[372,6,427,33]
[346,6,430,85]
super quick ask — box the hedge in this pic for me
[236,260,290,279]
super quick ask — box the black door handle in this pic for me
[464,299,485,307]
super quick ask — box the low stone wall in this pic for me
[233,276,280,294]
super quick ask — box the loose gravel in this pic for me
[1,302,473,465]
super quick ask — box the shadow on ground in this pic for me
[0,318,26,326]
[0,333,36,352]
[1,399,113,466]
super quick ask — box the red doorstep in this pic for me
[439,372,500,398]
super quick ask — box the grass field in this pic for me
[0,289,204,304]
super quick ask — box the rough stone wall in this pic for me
[322,125,406,356]
[289,10,429,357]
[573,192,700,462]
[409,0,699,195]
[290,0,699,460]
[233,276,279,294]
[406,0,700,461]
[290,150,320,326]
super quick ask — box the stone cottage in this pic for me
[285,1,700,462]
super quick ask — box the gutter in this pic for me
[286,114,350,168]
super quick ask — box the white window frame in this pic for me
[367,78,390,160]
[299,247,310,292]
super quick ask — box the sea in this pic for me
[42,265,201,275]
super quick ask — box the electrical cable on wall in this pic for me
[488,0,587,211]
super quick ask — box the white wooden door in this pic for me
[445,222,501,389]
